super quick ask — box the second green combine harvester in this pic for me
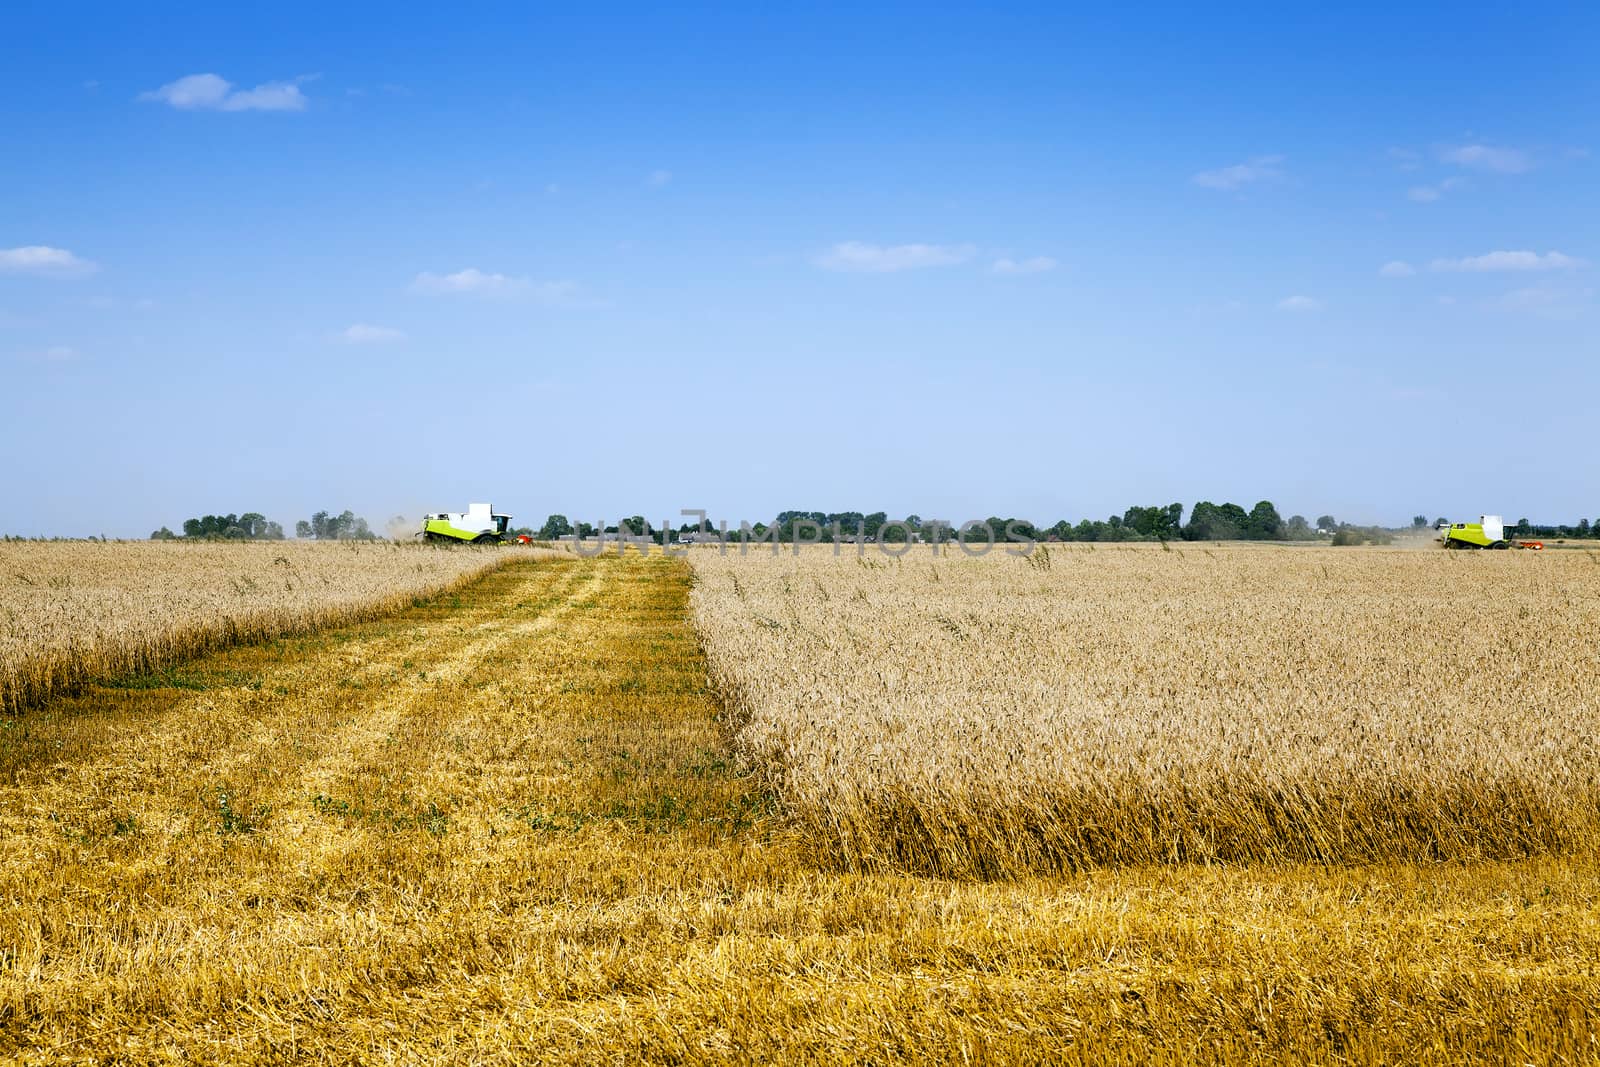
[1437,515,1543,550]
[421,503,513,544]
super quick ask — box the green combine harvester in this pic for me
[421,503,512,544]
[1436,514,1543,550]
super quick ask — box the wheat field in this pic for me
[690,543,1600,875]
[4,546,1599,1063]
[0,541,539,714]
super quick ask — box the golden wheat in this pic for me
[690,543,1600,874]
[0,540,556,713]
[3,551,1596,1063]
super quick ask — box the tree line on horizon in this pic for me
[145,505,1600,544]
[150,510,378,541]
[525,504,1296,545]
[525,503,1600,545]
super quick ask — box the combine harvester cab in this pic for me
[1438,515,1543,550]
[422,503,512,545]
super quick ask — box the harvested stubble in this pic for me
[689,544,1600,875]
[0,540,548,713]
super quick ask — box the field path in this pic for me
[3,553,1598,1065]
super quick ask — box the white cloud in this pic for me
[1379,261,1416,277]
[339,323,407,344]
[411,268,589,305]
[1406,176,1465,203]
[1192,155,1284,190]
[141,73,230,108]
[1429,250,1586,273]
[412,268,524,295]
[815,241,975,273]
[532,281,585,304]
[990,256,1058,275]
[646,169,672,187]
[139,72,308,112]
[1277,295,1322,312]
[0,245,99,278]
[1439,143,1532,173]
[1498,285,1592,318]
[225,82,308,111]
[1387,147,1422,171]
[1501,287,1558,310]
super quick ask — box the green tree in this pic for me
[920,519,952,544]
[1246,501,1285,540]
[1186,501,1248,541]
[1412,515,1428,528]
[297,510,377,540]
[1122,503,1184,540]
[879,519,913,543]
[1316,515,1337,532]
[825,512,865,535]
[173,512,282,540]
[538,514,573,540]
[236,512,283,539]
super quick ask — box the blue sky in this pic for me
[3,3,1597,536]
